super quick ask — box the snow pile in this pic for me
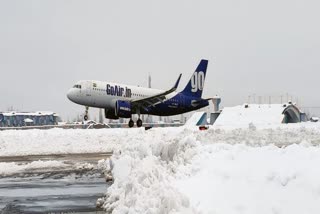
[2,122,319,157]
[0,160,67,176]
[0,161,102,177]
[175,143,320,214]
[99,128,196,213]
[0,128,142,156]
[99,124,320,214]
[2,123,320,213]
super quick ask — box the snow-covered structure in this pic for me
[214,103,304,127]
[0,112,59,127]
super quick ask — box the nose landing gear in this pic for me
[84,106,89,121]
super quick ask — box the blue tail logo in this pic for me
[181,59,208,98]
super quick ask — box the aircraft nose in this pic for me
[67,88,75,101]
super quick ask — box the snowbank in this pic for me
[0,160,67,176]
[2,123,320,213]
[98,124,320,214]
[2,122,320,157]
[0,128,143,156]
[175,144,320,214]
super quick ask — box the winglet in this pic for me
[173,73,182,90]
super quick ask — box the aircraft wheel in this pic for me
[137,119,143,128]
[128,119,134,128]
[84,106,89,121]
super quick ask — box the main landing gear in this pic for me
[128,119,134,128]
[137,119,142,127]
[136,109,142,128]
[128,108,143,128]
[128,118,143,128]
[84,106,89,121]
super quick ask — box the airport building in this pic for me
[0,112,59,127]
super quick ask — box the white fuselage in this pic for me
[67,80,177,109]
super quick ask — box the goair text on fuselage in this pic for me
[106,84,132,98]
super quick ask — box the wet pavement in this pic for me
[0,153,111,214]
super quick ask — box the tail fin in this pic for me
[181,59,208,98]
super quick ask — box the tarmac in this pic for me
[0,152,112,214]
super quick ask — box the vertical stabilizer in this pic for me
[181,59,208,98]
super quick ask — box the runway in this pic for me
[0,152,112,213]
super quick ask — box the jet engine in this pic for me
[115,100,132,118]
[104,109,119,119]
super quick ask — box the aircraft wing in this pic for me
[131,74,182,110]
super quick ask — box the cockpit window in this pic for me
[73,84,82,89]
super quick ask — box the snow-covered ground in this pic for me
[0,128,138,156]
[2,122,320,213]
[0,160,67,176]
[0,159,99,177]
[97,123,320,214]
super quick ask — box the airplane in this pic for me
[67,59,211,128]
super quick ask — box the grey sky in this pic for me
[1,0,319,119]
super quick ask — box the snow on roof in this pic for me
[24,118,34,123]
[214,104,289,127]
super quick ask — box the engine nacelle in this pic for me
[115,100,132,118]
[104,109,119,119]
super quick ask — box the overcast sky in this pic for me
[1,0,320,119]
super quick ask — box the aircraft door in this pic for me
[83,81,93,105]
